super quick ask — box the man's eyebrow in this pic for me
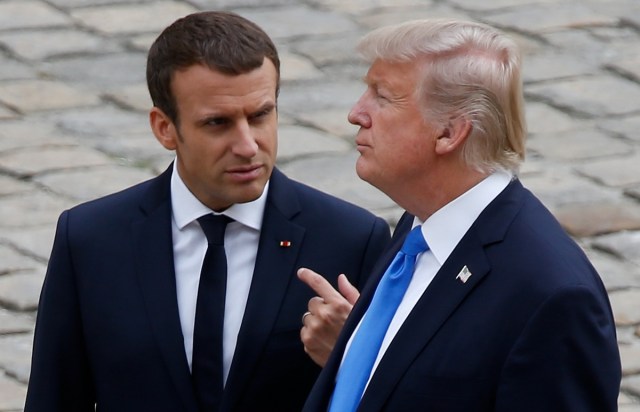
[256,101,276,111]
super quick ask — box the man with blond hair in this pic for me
[301,18,621,411]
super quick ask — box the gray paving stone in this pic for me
[623,12,640,30]
[540,29,617,67]
[607,51,640,84]
[277,125,351,163]
[0,309,33,335]
[582,248,640,291]
[0,372,27,411]
[619,391,636,407]
[627,186,640,203]
[619,403,640,412]
[0,175,35,197]
[517,155,548,178]
[47,0,142,7]
[526,128,631,161]
[0,79,101,114]
[70,1,197,35]
[0,120,76,153]
[0,192,72,229]
[239,6,358,39]
[584,0,640,26]
[523,52,597,84]
[34,165,154,202]
[0,272,44,311]
[618,325,640,347]
[576,154,640,188]
[599,115,640,143]
[128,33,157,54]
[590,25,640,44]
[449,0,555,11]
[623,375,640,400]
[0,29,121,61]
[96,133,173,166]
[41,52,147,91]
[0,333,33,384]
[49,105,149,138]
[291,33,366,66]
[483,3,617,34]
[0,0,72,31]
[296,108,359,139]
[0,244,43,276]
[280,52,324,82]
[0,105,18,120]
[191,0,297,7]
[593,230,640,268]
[356,4,469,30]
[311,0,431,13]
[0,146,114,178]
[0,226,57,262]
[280,152,396,212]
[621,344,640,377]
[520,172,619,209]
[525,102,583,136]
[526,75,640,117]
[609,289,640,327]
[553,200,640,237]
[104,83,152,113]
[279,80,364,114]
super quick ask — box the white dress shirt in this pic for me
[343,171,513,390]
[170,163,268,386]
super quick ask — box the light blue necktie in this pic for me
[329,225,428,412]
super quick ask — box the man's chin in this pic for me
[234,182,268,205]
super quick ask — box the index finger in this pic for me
[297,268,344,303]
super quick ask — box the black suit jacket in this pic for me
[25,166,391,412]
[304,179,621,412]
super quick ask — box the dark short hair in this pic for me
[146,11,280,124]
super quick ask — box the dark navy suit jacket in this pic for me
[25,166,391,412]
[304,179,621,412]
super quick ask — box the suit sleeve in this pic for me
[495,284,621,411]
[25,211,96,412]
[353,217,391,289]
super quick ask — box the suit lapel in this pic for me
[356,180,526,411]
[132,165,198,412]
[305,214,412,410]
[358,230,491,410]
[221,169,305,410]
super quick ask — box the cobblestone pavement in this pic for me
[1,0,640,410]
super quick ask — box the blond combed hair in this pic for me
[358,19,526,174]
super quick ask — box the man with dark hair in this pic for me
[24,11,390,412]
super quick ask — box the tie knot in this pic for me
[401,226,428,256]
[198,214,232,245]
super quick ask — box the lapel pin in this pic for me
[279,240,292,247]
[456,265,472,284]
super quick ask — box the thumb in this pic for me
[337,274,360,305]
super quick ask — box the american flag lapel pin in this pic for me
[279,240,292,247]
[456,265,472,284]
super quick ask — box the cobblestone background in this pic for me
[1,0,639,410]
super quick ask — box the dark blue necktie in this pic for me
[192,214,232,412]
[329,226,428,412]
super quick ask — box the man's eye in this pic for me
[251,108,273,121]
[207,118,228,126]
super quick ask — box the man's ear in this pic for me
[150,107,178,150]
[435,117,472,155]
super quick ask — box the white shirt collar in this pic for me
[170,161,267,231]
[414,171,513,266]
